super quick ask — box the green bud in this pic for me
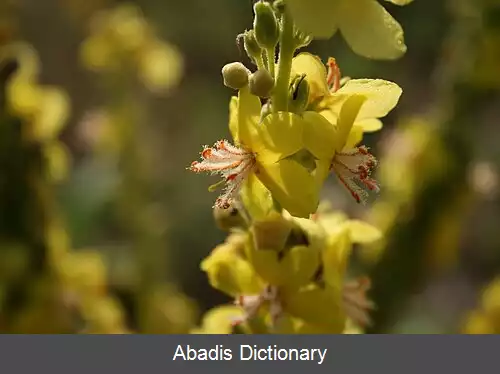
[288,74,310,113]
[243,30,262,64]
[253,1,279,49]
[221,62,250,90]
[249,69,274,98]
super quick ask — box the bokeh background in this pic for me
[1,0,500,333]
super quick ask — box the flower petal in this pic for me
[291,53,329,101]
[334,79,402,120]
[192,305,245,334]
[240,173,274,221]
[335,94,367,152]
[384,0,413,5]
[355,118,383,132]
[282,285,345,332]
[253,112,304,164]
[201,237,264,297]
[302,111,336,160]
[257,159,318,218]
[344,124,364,149]
[285,0,339,39]
[313,158,332,193]
[228,96,239,142]
[337,0,407,59]
[246,242,320,289]
[344,220,383,244]
[229,87,262,148]
[323,228,352,288]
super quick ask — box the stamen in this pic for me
[326,57,341,93]
[189,140,256,209]
[231,285,283,329]
[342,277,375,328]
[331,146,380,204]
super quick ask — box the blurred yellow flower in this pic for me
[191,305,246,334]
[463,277,500,334]
[81,3,183,93]
[137,41,184,93]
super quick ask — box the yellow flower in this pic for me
[291,52,402,136]
[293,53,402,203]
[191,305,247,334]
[190,86,321,218]
[200,215,332,331]
[285,0,412,59]
[201,211,375,333]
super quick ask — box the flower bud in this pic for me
[249,69,274,98]
[253,1,279,49]
[243,30,262,63]
[221,62,250,90]
[213,205,246,231]
[288,74,310,113]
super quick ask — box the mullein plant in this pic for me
[189,0,409,334]
[79,3,197,333]
[0,34,131,333]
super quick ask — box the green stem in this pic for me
[266,47,276,78]
[273,11,295,112]
[255,54,266,71]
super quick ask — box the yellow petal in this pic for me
[302,111,336,160]
[312,159,332,195]
[384,0,413,5]
[200,239,264,297]
[253,112,304,164]
[228,96,239,141]
[323,228,352,288]
[316,211,348,233]
[193,306,244,334]
[257,159,318,218]
[344,124,364,149]
[291,53,329,101]
[248,244,320,289]
[355,118,383,132]
[334,79,402,120]
[285,0,339,39]
[240,173,274,221]
[335,94,367,151]
[282,285,345,332]
[337,0,407,59]
[344,220,383,244]
[230,87,262,148]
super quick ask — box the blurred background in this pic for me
[0,0,500,334]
